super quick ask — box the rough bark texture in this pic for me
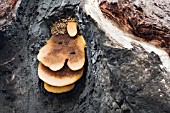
[0,0,18,27]
[0,0,170,113]
[99,0,170,56]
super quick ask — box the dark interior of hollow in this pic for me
[0,31,5,50]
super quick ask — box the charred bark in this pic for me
[0,0,170,113]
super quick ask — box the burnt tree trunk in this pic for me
[0,0,170,113]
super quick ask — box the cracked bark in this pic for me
[0,0,170,113]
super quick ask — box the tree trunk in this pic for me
[0,0,170,113]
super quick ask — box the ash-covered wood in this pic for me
[0,0,170,113]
